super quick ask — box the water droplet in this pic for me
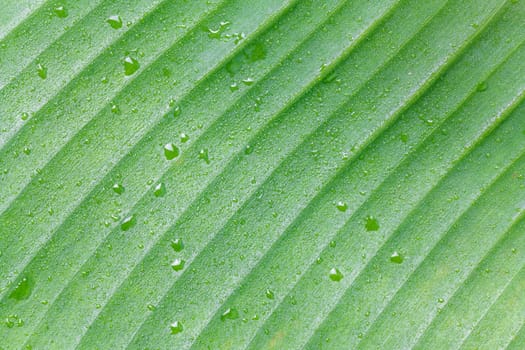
[54,6,68,18]
[242,78,255,86]
[9,277,33,300]
[329,268,343,282]
[154,183,166,197]
[147,304,156,311]
[171,258,185,271]
[390,251,403,264]
[21,112,29,121]
[23,147,31,155]
[220,307,239,321]
[208,21,230,39]
[365,216,379,231]
[173,105,181,117]
[265,289,274,299]
[476,81,488,92]
[37,63,47,79]
[123,56,140,76]
[229,82,239,92]
[111,104,120,114]
[244,145,253,155]
[437,297,445,303]
[198,148,210,164]
[164,143,179,160]
[170,321,183,334]
[107,15,122,29]
[112,183,124,195]
[329,240,336,248]
[170,238,184,252]
[336,201,348,212]
[121,215,136,231]
[179,133,189,143]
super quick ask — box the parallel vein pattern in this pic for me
[0,0,523,349]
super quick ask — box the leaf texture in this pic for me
[0,0,524,349]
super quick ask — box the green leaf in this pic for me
[0,0,524,349]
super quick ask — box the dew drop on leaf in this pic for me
[37,63,47,79]
[123,56,140,76]
[329,268,343,282]
[171,258,185,271]
[170,238,184,252]
[390,251,403,264]
[154,183,166,197]
[336,201,348,212]
[9,277,33,300]
[179,133,189,143]
[112,183,124,195]
[107,15,123,29]
[265,289,274,299]
[198,148,210,164]
[170,321,183,334]
[164,143,179,160]
[121,215,136,231]
[365,216,379,231]
[220,307,239,321]
[53,6,68,18]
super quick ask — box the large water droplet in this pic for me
[37,63,47,79]
[112,183,124,195]
[220,307,239,321]
[154,183,166,197]
[170,321,183,334]
[9,277,33,300]
[329,268,343,282]
[123,56,140,76]
[107,15,123,29]
[54,6,68,18]
[171,258,185,271]
[164,143,180,160]
[170,238,184,252]
[365,216,379,231]
[121,215,136,231]
[390,251,403,264]
[336,201,348,212]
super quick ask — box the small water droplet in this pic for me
[170,238,184,252]
[179,133,189,143]
[265,289,274,299]
[154,183,166,197]
[329,268,343,282]
[170,321,183,334]
[173,105,181,117]
[198,148,210,164]
[365,216,379,231]
[37,63,47,79]
[437,297,445,303]
[329,240,336,248]
[230,82,239,92]
[171,258,185,271]
[111,104,120,114]
[123,56,140,76]
[220,307,239,321]
[147,304,156,311]
[390,251,403,264]
[54,6,68,18]
[242,78,255,86]
[9,277,33,300]
[112,183,124,195]
[23,147,31,155]
[21,112,29,121]
[336,201,348,212]
[164,143,180,160]
[208,21,230,39]
[107,15,122,29]
[121,215,136,231]
[476,81,488,92]
[244,145,253,155]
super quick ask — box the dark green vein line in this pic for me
[351,98,525,349]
